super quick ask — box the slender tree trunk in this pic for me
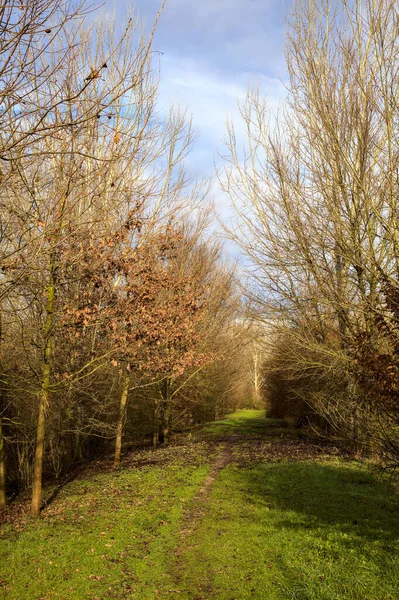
[335,245,348,344]
[73,404,85,461]
[31,262,56,517]
[113,369,130,469]
[74,432,83,461]
[163,401,171,444]
[252,350,261,407]
[158,401,166,444]
[153,398,159,448]
[0,417,6,507]
[0,309,6,508]
[159,378,171,444]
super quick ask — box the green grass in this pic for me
[172,460,399,599]
[1,410,399,600]
[0,457,210,599]
[201,408,288,436]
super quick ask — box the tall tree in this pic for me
[1,3,177,515]
[0,0,91,509]
[221,0,399,459]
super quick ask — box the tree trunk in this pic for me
[74,431,83,461]
[163,401,171,444]
[159,378,171,444]
[0,417,6,507]
[31,263,55,517]
[0,308,6,508]
[335,245,348,343]
[113,369,130,469]
[153,398,159,448]
[73,406,84,461]
[252,349,261,407]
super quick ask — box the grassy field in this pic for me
[1,409,398,599]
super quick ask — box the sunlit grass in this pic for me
[172,459,399,599]
[1,410,398,600]
[0,461,210,600]
[201,408,288,436]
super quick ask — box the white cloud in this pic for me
[158,55,245,144]
[157,54,286,156]
[104,0,290,249]
[129,0,290,76]
[153,52,287,244]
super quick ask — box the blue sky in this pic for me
[103,0,292,246]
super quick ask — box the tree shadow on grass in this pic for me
[238,461,399,545]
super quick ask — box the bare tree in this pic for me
[0,0,92,509]
[0,2,175,514]
[221,0,399,458]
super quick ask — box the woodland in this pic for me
[0,0,398,537]
[0,0,260,517]
[1,1,399,598]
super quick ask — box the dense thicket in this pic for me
[223,0,399,469]
[0,0,250,514]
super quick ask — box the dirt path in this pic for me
[168,442,235,598]
[166,417,341,599]
[177,442,233,539]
